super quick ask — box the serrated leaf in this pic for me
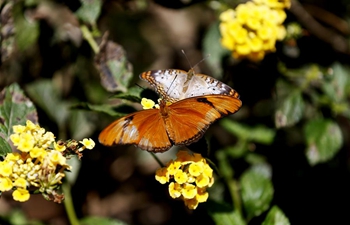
[203,22,229,79]
[25,79,69,129]
[275,89,304,128]
[262,205,290,225]
[220,119,275,144]
[75,0,102,25]
[0,83,38,155]
[95,32,133,92]
[206,200,246,225]
[304,119,342,166]
[13,2,39,51]
[240,168,274,219]
[80,216,128,225]
[0,137,12,156]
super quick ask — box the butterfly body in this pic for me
[140,69,239,103]
[99,95,242,152]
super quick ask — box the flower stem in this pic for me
[63,182,80,225]
[81,25,99,54]
[150,152,164,167]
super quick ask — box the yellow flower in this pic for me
[219,0,289,61]
[12,188,30,202]
[30,147,47,159]
[14,177,27,189]
[48,150,66,166]
[181,183,197,199]
[0,177,13,191]
[184,198,199,210]
[26,120,38,130]
[196,188,209,203]
[10,133,21,145]
[196,174,210,188]
[17,133,35,152]
[4,120,94,203]
[0,161,13,177]
[5,153,20,162]
[141,98,156,109]
[219,8,235,22]
[13,125,26,134]
[155,150,214,209]
[167,160,181,175]
[174,170,188,184]
[188,161,204,177]
[168,182,182,198]
[155,167,169,184]
[79,138,95,150]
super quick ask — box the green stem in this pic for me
[63,182,80,225]
[227,178,242,215]
[80,25,99,54]
[149,152,164,167]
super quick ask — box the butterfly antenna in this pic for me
[181,49,211,71]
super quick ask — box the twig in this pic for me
[289,0,350,54]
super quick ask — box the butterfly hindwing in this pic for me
[99,109,172,152]
[165,95,242,145]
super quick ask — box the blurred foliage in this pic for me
[1,0,350,225]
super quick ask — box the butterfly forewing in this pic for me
[99,109,172,152]
[140,69,239,102]
[165,95,242,145]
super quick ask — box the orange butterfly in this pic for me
[99,94,242,152]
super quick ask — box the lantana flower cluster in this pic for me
[219,0,291,61]
[155,150,214,209]
[0,120,95,202]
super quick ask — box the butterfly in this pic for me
[140,68,239,103]
[99,94,242,152]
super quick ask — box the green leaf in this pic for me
[0,83,38,155]
[240,167,274,219]
[76,0,102,25]
[304,118,343,166]
[206,200,246,225]
[69,111,95,140]
[275,89,305,128]
[65,156,81,186]
[111,86,143,103]
[95,34,133,93]
[220,120,275,144]
[80,216,128,225]
[322,63,349,102]
[216,150,234,178]
[203,22,229,79]
[13,2,39,51]
[262,205,291,225]
[0,137,12,156]
[72,102,128,117]
[25,79,69,129]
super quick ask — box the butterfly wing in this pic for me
[184,73,240,99]
[140,69,240,102]
[140,69,188,102]
[164,95,242,145]
[99,109,172,152]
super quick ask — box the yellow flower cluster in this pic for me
[155,150,214,209]
[219,0,290,61]
[0,120,95,202]
[141,98,162,109]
